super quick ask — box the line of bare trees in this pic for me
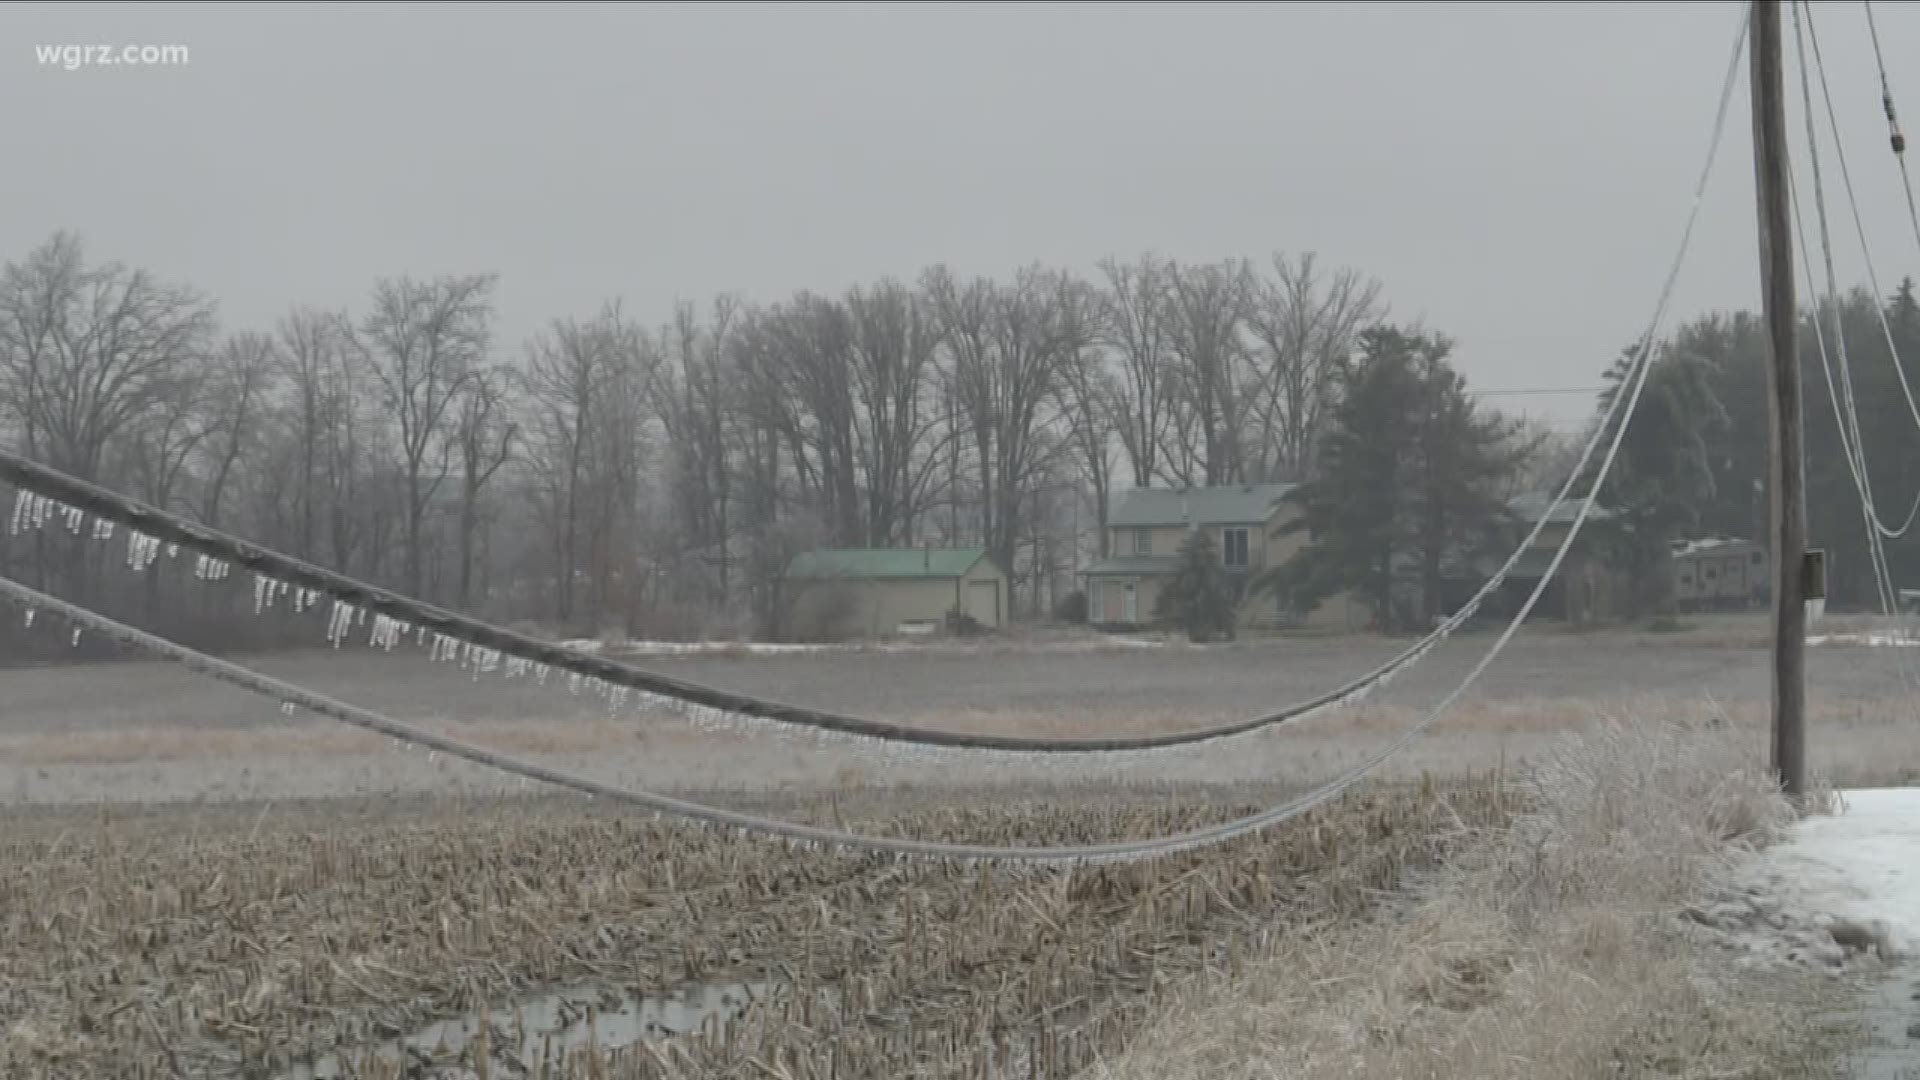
[0,232,1388,646]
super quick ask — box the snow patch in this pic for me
[1691,788,1920,976]
[550,636,1169,658]
[1806,633,1920,648]
[1748,788,1920,958]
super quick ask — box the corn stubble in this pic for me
[0,779,1508,1079]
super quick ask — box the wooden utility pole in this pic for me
[1750,0,1808,799]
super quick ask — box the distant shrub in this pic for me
[1055,589,1088,625]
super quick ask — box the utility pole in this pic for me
[1750,0,1808,799]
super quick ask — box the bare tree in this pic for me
[0,232,217,482]
[757,295,864,545]
[1505,417,1582,498]
[846,279,948,546]
[925,263,1074,601]
[1161,258,1258,486]
[524,302,631,625]
[1243,252,1384,482]
[727,308,806,634]
[453,364,519,610]
[0,233,216,601]
[197,332,276,529]
[115,370,210,513]
[655,297,740,605]
[582,314,659,632]
[275,308,368,566]
[361,273,496,597]
[1097,253,1176,489]
[1049,275,1116,558]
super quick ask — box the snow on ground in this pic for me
[553,635,1169,657]
[1808,633,1920,648]
[556,638,836,656]
[1731,789,1920,1080]
[1746,788,1920,958]
[1687,788,1920,982]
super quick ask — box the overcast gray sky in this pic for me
[6,1,1919,428]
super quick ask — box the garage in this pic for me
[781,546,1008,641]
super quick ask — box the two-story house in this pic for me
[1080,484,1624,632]
[1078,483,1367,630]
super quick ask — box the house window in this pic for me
[1134,529,1152,555]
[1222,527,1250,569]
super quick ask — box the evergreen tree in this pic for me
[1591,339,1729,616]
[1154,529,1236,642]
[1410,339,1534,625]
[1264,326,1526,631]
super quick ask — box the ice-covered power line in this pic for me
[1862,0,1920,265]
[0,447,1549,760]
[1791,1,1920,682]
[0,12,1736,760]
[0,0,1749,864]
[1800,4,1920,463]
[0,305,1671,866]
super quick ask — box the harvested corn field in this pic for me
[0,778,1509,1079]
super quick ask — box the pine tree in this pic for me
[1262,326,1526,631]
[1155,529,1236,642]
[1592,340,1730,616]
[1409,339,1534,625]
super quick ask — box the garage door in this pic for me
[965,580,999,628]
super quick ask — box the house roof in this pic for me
[785,547,990,580]
[1080,556,1180,576]
[1508,491,1615,525]
[1107,483,1297,528]
[1671,536,1761,558]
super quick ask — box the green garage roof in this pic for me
[785,547,991,580]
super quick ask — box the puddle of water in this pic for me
[1841,962,1920,1080]
[281,980,772,1079]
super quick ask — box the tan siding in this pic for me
[1135,576,1165,621]
[1083,574,1161,626]
[867,579,964,634]
[787,558,1008,639]
[950,560,1006,628]
[1263,504,1308,569]
[1108,525,1193,558]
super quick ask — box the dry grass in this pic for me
[5,689,1909,767]
[0,779,1509,1080]
[1083,716,1857,1080]
[0,716,705,765]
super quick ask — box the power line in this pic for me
[1862,0,1920,261]
[1791,0,1902,636]
[0,451,1551,759]
[1801,5,1920,448]
[1794,0,1920,677]
[0,0,1750,863]
[1797,3,1920,538]
[0,275,1686,864]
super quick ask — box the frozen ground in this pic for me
[1760,790,1920,958]
[4,626,1920,807]
[1685,789,1920,1079]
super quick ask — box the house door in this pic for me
[1122,582,1138,624]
